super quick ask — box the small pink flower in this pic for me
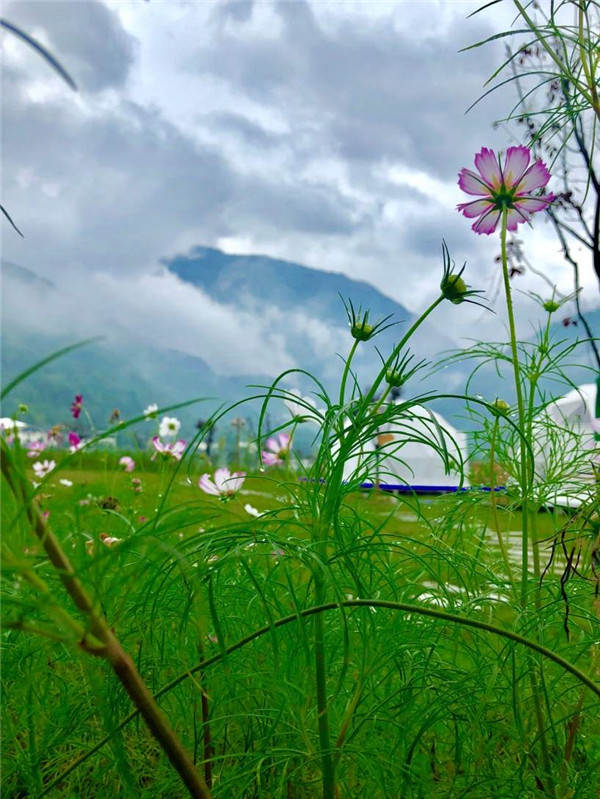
[71,394,83,419]
[132,477,142,493]
[138,515,147,523]
[27,440,46,458]
[262,432,292,466]
[199,467,246,498]
[68,431,83,453]
[151,436,186,461]
[457,146,554,235]
[119,455,135,472]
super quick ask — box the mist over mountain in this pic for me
[1,250,597,444]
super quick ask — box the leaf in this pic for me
[1,18,77,91]
[0,204,24,237]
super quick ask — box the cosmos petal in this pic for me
[457,168,492,196]
[514,195,554,212]
[515,159,551,193]
[265,437,279,453]
[214,467,231,492]
[474,147,502,190]
[472,207,501,235]
[502,146,530,188]
[457,199,494,219]
[262,451,281,465]
[505,207,530,231]
[199,473,220,495]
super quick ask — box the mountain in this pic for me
[2,250,598,446]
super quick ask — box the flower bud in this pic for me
[493,398,510,415]
[441,273,468,304]
[18,404,28,414]
[543,299,560,313]
[350,315,374,341]
[385,368,405,387]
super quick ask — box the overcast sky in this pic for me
[2,0,598,375]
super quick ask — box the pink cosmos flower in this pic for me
[151,436,186,461]
[119,455,135,472]
[27,440,46,458]
[457,146,554,235]
[262,432,292,466]
[68,431,83,453]
[71,394,83,419]
[199,467,246,498]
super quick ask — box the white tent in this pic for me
[342,402,470,489]
[533,383,598,507]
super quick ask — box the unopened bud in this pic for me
[493,398,510,415]
[441,273,468,304]
[351,317,374,341]
[543,299,560,313]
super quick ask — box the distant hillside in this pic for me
[2,251,598,442]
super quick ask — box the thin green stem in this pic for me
[313,571,335,798]
[339,338,359,408]
[489,417,516,591]
[500,210,555,797]
[499,209,530,608]
[365,295,445,409]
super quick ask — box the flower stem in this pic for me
[366,294,445,410]
[339,338,359,407]
[499,209,530,608]
[489,417,516,592]
[499,211,555,796]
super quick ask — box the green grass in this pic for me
[3,454,599,798]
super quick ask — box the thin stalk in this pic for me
[339,338,359,407]
[489,417,516,590]
[499,209,530,608]
[500,211,555,796]
[366,295,444,409]
[313,569,335,798]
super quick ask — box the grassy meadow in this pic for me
[3,448,599,798]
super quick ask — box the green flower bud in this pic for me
[351,317,374,341]
[441,273,468,304]
[17,404,28,414]
[493,398,510,415]
[543,299,560,313]
[385,368,405,387]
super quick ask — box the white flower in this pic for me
[32,460,56,478]
[244,503,263,518]
[59,478,73,487]
[143,403,158,420]
[199,467,246,498]
[100,534,121,548]
[159,416,181,438]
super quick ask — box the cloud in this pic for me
[1,0,596,365]
[4,0,136,92]
[192,0,505,179]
